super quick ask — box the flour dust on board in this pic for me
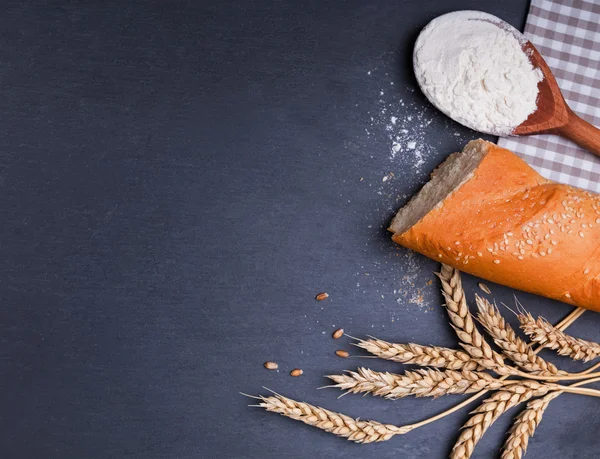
[357,70,472,313]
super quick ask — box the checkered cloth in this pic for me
[498,0,600,193]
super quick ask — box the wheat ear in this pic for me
[252,391,411,442]
[354,338,482,370]
[501,391,560,459]
[475,296,562,375]
[450,382,555,459]
[327,367,510,399]
[519,312,600,362]
[437,264,511,375]
[388,304,586,434]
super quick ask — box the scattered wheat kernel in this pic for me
[539,251,546,256]
[579,232,585,238]
[457,252,463,257]
[506,232,513,236]
[332,329,344,339]
[264,361,278,370]
[478,283,491,294]
[584,269,590,275]
[487,248,493,252]
[493,259,500,264]
[547,248,552,254]
[335,350,349,358]
[315,292,329,301]
[438,254,443,258]
[290,369,303,377]
[477,251,483,257]
[455,241,460,245]
[596,218,600,224]
[551,240,558,245]
[517,256,524,260]
[565,293,571,299]
[526,239,533,245]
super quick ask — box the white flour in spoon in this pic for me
[413,10,543,135]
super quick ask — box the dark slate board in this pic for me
[1,1,598,458]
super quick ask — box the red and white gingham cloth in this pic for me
[498,0,600,193]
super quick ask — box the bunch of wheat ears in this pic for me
[245,264,600,458]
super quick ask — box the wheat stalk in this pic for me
[519,312,600,362]
[327,367,509,399]
[355,338,482,370]
[475,296,562,375]
[450,383,556,459]
[248,263,600,455]
[251,391,411,442]
[438,264,512,374]
[501,391,560,459]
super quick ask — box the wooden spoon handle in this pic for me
[554,109,600,157]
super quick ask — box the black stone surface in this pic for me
[1,1,599,458]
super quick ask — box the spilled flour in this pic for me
[366,88,432,177]
[357,69,472,312]
[365,84,470,183]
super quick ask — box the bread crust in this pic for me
[390,139,600,311]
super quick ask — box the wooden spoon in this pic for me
[414,12,600,157]
[513,40,600,156]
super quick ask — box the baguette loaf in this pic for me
[389,139,600,312]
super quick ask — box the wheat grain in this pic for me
[327,367,509,399]
[478,282,492,294]
[450,382,556,459]
[519,313,600,362]
[355,338,482,370]
[255,392,411,442]
[475,296,562,375]
[332,328,344,339]
[438,264,511,374]
[501,392,560,459]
